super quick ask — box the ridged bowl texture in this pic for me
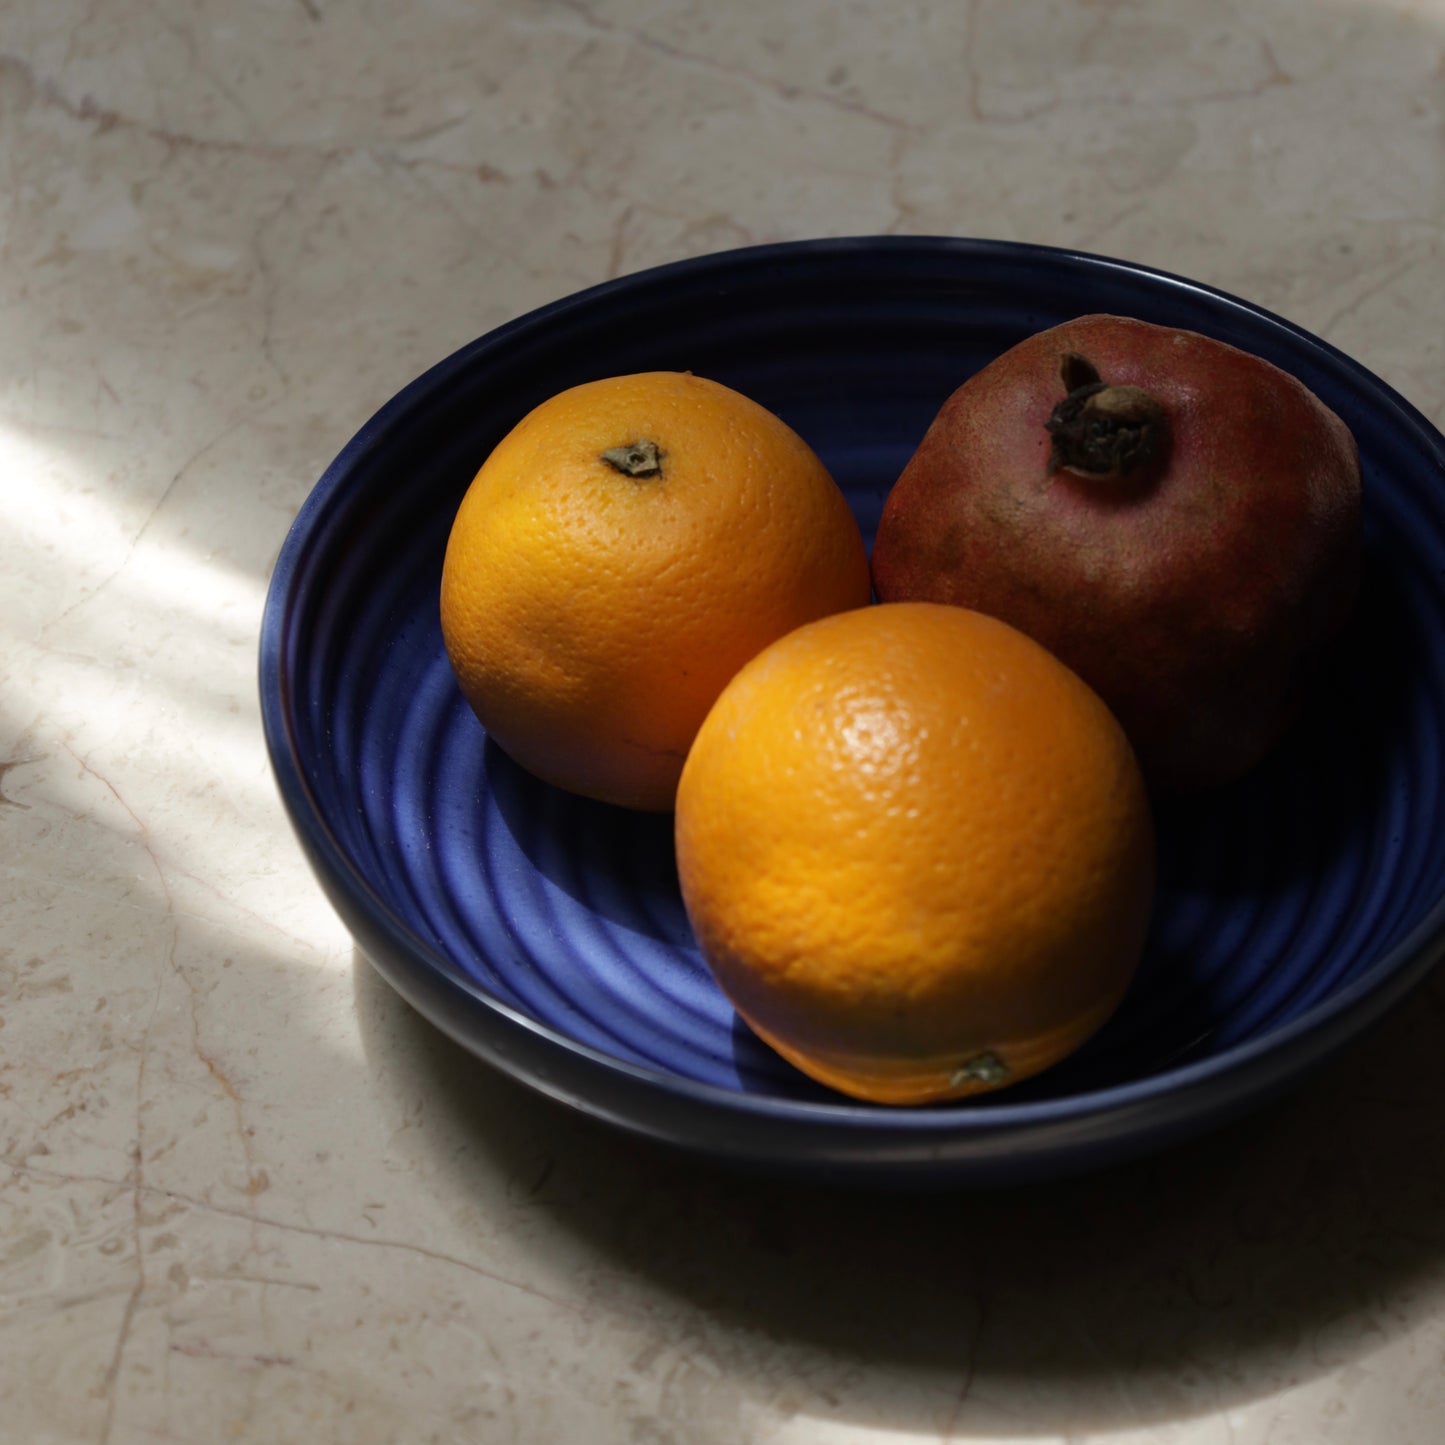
[260,238,1445,1185]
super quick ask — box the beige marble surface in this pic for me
[4,1,1445,1440]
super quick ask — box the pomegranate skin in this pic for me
[871,314,1362,789]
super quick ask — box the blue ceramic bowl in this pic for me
[260,237,1445,1186]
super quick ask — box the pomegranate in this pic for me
[871,314,1362,788]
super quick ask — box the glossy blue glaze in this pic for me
[259,237,1445,1185]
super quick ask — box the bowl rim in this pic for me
[259,233,1445,1150]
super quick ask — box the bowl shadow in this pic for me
[352,526,1445,1432]
[352,945,1445,1435]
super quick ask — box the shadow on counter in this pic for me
[352,940,1445,1437]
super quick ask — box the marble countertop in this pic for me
[5,1,1445,1441]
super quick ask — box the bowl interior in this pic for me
[268,239,1445,1122]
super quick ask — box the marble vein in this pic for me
[4,1160,586,1321]
[537,0,920,131]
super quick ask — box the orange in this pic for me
[439,371,871,810]
[674,602,1155,1105]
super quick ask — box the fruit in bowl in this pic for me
[437,317,1361,1106]
[674,602,1155,1106]
[264,235,1445,1172]
[439,370,871,811]
[871,314,1363,788]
